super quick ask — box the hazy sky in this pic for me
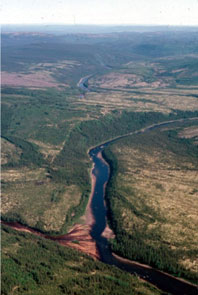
[1,0,198,26]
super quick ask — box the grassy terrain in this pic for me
[2,225,162,295]
[3,81,191,233]
[1,171,82,233]
[1,86,198,234]
[1,137,22,165]
[89,56,198,90]
[103,121,198,282]
[1,28,198,293]
[87,57,198,115]
[1,87,92,233]
[79,86,198,114]
[1,98,174,233]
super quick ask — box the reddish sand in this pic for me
[85,169,96,225]
[54,224,100,259]
[1,165,101,260]
[1,151,114,260]
[1,221,100,259]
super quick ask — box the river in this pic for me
[77,75,92,92]
[2,73,198,294]
[88,120,198,295]
[2,119,198,294]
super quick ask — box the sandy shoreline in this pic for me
[70,150,115,256]
[85,166,96,226]
[112,253,197,288]
[1,161,101,260]
[1,150,114,259]
[3,118,198,293]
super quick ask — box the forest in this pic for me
[1,26,198,293]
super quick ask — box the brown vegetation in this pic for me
[109,128,198,274]
[89,72,168,89]
[1,71,64,88]
[77,80,198,115]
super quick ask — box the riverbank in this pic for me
[1,220,100,260]
[112,253,198,288]
[2,117,198,295]
[1,163,100,260]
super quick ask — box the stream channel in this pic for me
[2,75,197,295]
[2,119,197,294]
[88,121,198,295]
[77,77,198,294]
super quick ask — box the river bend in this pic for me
[2,118,198,295]
[88,119,198,295]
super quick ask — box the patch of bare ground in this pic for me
[55,224,100,259]
[101,224,115,239]
[110,130,198,274]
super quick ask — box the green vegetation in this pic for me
[1,225,163,295]
[54,110,198,186]
[103,121,198,282]
[2,135,46,167]
[1,80,198,233]
[1,29,198,293]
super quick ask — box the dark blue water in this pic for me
[78,76,92,92]
[88,126,198,295]
[89,146,109,239]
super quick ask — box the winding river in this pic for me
[2,118,198,295]
[2,72,198,294]
[88,120,198,295]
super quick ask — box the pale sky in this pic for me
[1,0,198,26]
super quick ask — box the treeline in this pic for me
[61,189,90,233]
[2,102,198,234]
[48,110,198,234]
[102,126,198,283]
[1,225,161,295]
[52,110,198,186]
[53,111,163,186]
[110,232,198,282]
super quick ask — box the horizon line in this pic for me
[2,23,198,27]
